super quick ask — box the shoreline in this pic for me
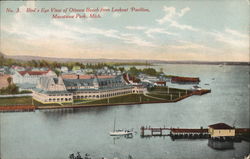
[0,89,211,112]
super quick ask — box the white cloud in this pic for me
[170,21,198,31]
[210,28,248,48]
[225,28,248,39]
[120,33,156,47]
[125,26,147,30]
[52,20,156,47]
[177,7,190,17]
[167,41,214,51]
[125,25,177,38]
[156,6,198,31]
[145,28,177,38]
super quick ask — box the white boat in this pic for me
[109,116,133,136]
[109,129,133,136]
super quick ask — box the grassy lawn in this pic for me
[0,86,193,107]
[0,97,32,106]
[33,100,62,106]
[146,86,192,100]
[88,94,163,105]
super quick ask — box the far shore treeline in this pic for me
[0,53,156,75]
[0,52,163,76]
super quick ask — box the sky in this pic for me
[0,0,249,62]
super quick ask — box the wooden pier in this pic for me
[140,126,250,141]
[140,126,210,139]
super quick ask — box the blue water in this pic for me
[0,64,249,159]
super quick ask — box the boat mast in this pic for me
[113,116,116,131]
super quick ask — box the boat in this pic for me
[109,129,133,136]
[171,76,200,84]
[109,117,133,136]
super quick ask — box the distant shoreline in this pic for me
[1,52,249,66]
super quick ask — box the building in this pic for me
[61,66,69,73]
[208,123,235,137]
[12,70,57,85]
[154,81,167,86]
[64,75,134,100]
[10,65,25,74]
[33,77,73,104]
[33,74,146,104]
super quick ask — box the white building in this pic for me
[10,66,25,74]
[33,77,73,103]
[61,66,69,73]
[12,70,57,85]
[33,75,146,104]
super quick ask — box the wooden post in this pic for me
[170,94,172,100]
[141,126,145,137]
[179,92,181,98]
[167,87,169,94]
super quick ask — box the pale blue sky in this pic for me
[0,0,249,61]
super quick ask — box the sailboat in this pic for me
[109,117,133,136]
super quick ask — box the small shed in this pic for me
[208,123,235,137]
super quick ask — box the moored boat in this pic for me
[109,129,133,136]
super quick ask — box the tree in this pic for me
[7,77,12,85]
[129,67,140,76]
[119,67,125,72]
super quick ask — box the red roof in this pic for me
[18,71,49,76]
[155,81,166,84]
[208,123,233,129]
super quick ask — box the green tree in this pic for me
[7,77,12,85]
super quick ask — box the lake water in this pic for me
[0,64,249,159]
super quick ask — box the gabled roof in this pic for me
[18,70,49,76]
[63,75,124,87]
[61,74,114,79]
[208,123,233,129]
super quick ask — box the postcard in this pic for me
[0,0,249,159]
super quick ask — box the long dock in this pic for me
[140,126,250,141]
[140,126,209,139]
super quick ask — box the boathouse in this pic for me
[208,123,235,137]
